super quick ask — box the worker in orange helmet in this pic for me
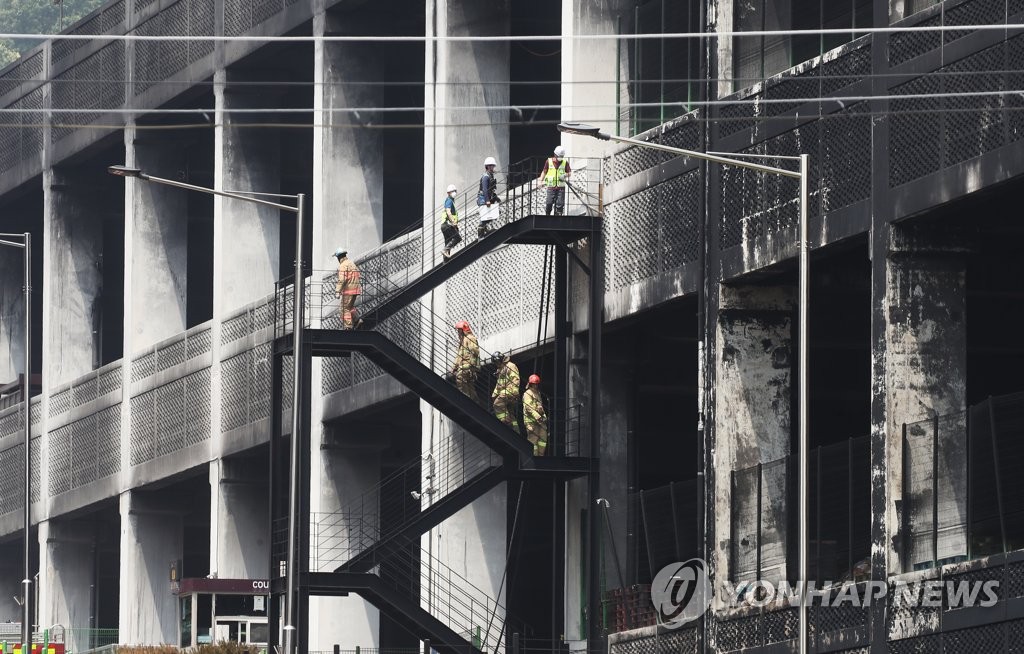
[451,320,480,402]
[522,373,547,456]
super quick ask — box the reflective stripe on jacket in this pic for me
[336,257,361,295]
[492,361,520,401]
[543,158,568,188]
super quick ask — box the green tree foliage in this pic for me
[0,0,108,68]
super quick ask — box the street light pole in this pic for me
[0,231,32,652]
[107,165,306,654]
[556,123,811,653]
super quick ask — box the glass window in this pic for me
[249,622,269,644]
[179,595,193,648]
[734,0,872,91]
[628,0,702,135]
[197,593,213,644]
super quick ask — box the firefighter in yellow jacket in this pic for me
[490,352,520,433]
[451,320,480,401]
[334,247,362,329]
[522,374,547,456]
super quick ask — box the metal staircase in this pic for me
[267,161,604,654]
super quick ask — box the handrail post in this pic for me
[901,422,909,572]
[932,414,939,568]
[988,398,1009,554]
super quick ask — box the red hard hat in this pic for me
[528,374,541,385]
[455,320,470,332]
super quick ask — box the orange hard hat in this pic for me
[455,320,470,332]
[528,374,541,385]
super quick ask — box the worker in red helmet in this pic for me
[522,373,547,456]
[451,320,480,401]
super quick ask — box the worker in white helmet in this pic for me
[477,156,501,237]
[537,145,571,216]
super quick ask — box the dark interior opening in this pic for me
[509,0,561,168]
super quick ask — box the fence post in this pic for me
[966,408,972,561]
[847,437,854,579]
[901,423,909,572]
[932,414,939,568]
[730,470,736,578]
[756,462,763,583]
[988,397,1009,554]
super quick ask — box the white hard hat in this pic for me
[446,184,457,193]
[484,157,497,167]
[333,247,346,258]
[553,145,566,157]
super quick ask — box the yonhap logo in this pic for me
[651,559,713,628]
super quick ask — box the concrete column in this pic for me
[42,168,104,385]
[310,442,381,650]
[596,373,629,587]
[125,126,188,353]
[0,252,25,383]
[313,9,386,266]
[712,285,794,588]
[213,70,282,313]
[424,0,510,213]
[118,491,183,645]
[0,542,20,623]
[879,224,968,574]
[38,519,95,652]
[420,0,511,621]
[561,0,630,157]
[211,459,269,579]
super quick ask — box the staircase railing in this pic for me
[273,158,602,339]
[373,541,535,653]
[310,423,504,571]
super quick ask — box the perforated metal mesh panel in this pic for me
[608,626,697,654]
[884,634,937,654]
[132,0,214,96]
[719,124,819,250]
[891,35,1019,187]
[0,442,23,515]
[942,623,1004,652]
[944,0,1006,45]
[221,344,282,433]
[52,42,124,142]
[719,92,759,139]
[130,367,210,465]
[762,606,800,644]
[818,601,869,634]
[225,0,286,36]
[51,1,125,66]
[444,244,551,342]
[0,82,44,175]
[716,613,761,651]
[606,170,700,291]
[889,14,942,67]
[0,406,21,440]
[823,102,872,212]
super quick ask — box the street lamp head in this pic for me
[107,164,143,178]
[557,122,610,141]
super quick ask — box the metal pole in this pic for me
[932,415,939,567]
[284,194,305,654]
[22,232,32,653]
[797,154,809,654]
